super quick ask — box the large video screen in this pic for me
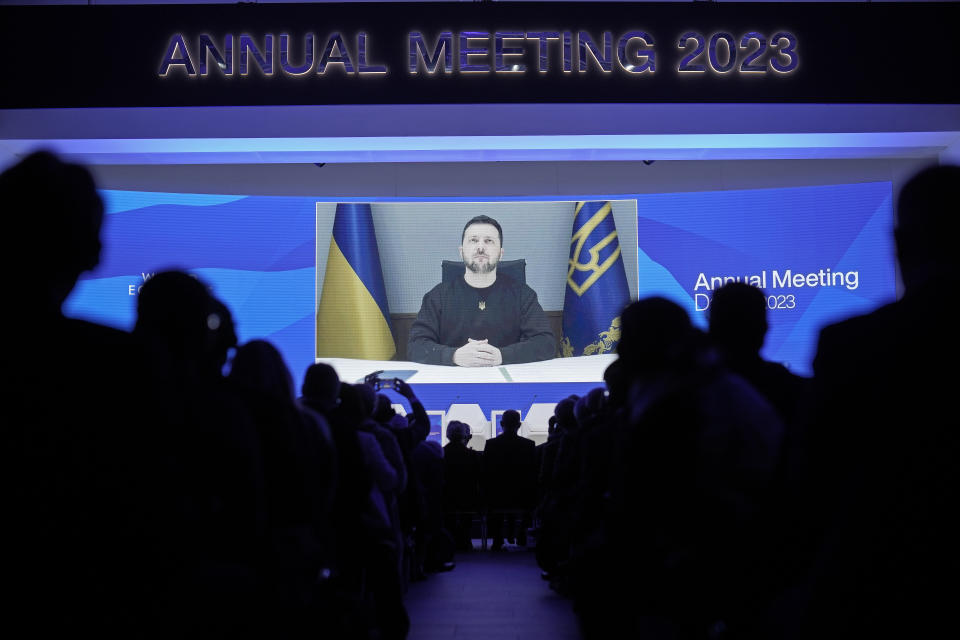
[64,181,895,394]
[314,200,638,384]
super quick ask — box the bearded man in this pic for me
[407,215,555,366]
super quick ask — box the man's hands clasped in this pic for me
[453,338,503,367]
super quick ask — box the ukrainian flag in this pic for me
[316,203,396,359]
[560,201,631,357]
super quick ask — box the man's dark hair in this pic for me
[895,164,960,289]
[500,409,521,433]
[461,215,503,246]
[302,362,340,412]
[709,282,768,355]
[1,150,104,307]
[230,339,295,402]
[446,420,471,443]
[134,270,219,359]
[554,395,579,431]
[618,297,698,375]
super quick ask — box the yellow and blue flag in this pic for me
[560,201,631,357]
[316,203,396,359]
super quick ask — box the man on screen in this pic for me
[407,215,555,366]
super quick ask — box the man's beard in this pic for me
[465,253,497,274]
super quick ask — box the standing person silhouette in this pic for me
[708,281,807,426]
[4,151,141,635]
[442,421,482,551]
[804,165,960,638]
[483,409,537,550]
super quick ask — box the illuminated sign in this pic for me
[159,33,387,77]
[158,29,798,78]
[4,2,958,108]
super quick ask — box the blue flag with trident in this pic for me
[316,203,396,359]
[560,201,631,357]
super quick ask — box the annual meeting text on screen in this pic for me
[158,30,799,78]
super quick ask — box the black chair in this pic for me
[441,259,527,285]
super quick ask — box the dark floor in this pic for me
[405,545,582,640]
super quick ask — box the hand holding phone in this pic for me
[364,370,385,388]
[392,379,417,401]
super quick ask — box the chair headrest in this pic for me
[441,259,527,285]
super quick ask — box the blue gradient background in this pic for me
[64,182,895,399]
[64,191,318,390]
[634,182,896,375]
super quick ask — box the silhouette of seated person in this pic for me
[709,281,807,425]
[803,165,960,637]
[442,420,482,551]
[3,151,143,634]
[483,409,537,549]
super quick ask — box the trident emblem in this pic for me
[567,202,621,296]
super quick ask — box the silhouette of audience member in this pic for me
[354,386,405,541]
[409,416,451,573]
[533,416,558,506]
[534,398,577,577]
[803,165,960,637]
[536,415,557,465]
[374,378,431,533]
[483,409,537,550]
[540,396,577,496]
[353,384,407,557]
[301,361,341,413]
[5,151,140,636]
[595,297,783,639]
[331,382,410,639]
[134,271,266,637]
[301,365,367,552]
[4,151,104,319]
[228,340,337,634]
[572,387,612,530]
[369,392,409,549]
[442,420,482,551]
[709,281,814,619]
[299,367,376,636]
[709,282,807,425]
[297,363,349,582]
